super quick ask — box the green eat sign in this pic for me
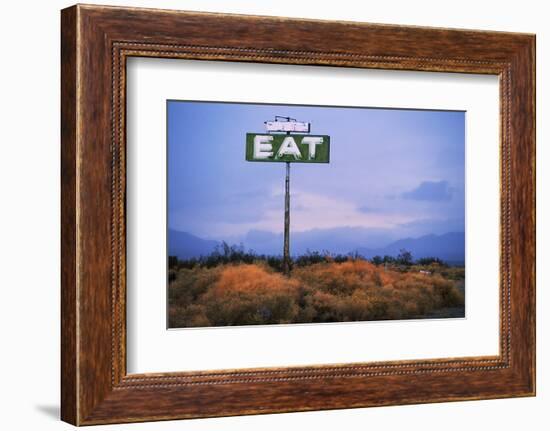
[246,133,330,163]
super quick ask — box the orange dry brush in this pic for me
[210,264,301,295]
[168,260,464,328]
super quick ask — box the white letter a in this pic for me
[277,137,302,160]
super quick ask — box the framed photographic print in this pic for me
[165,100,465,330]
[61,4,535,425]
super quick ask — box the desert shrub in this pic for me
[439,266,465,280]
[370,255,383,265]
[201,242,257,268]
[335,289,375,321]
[416,257,447,266]
[201,264,300,326]
[168,268,177,283]
[396,249,413,266]
[294,250,327,267]
[167,257,465,328]
[168,303,210,328]
[430,274,464,306]
[264,255,284,272]
[293,260,377,296]
[168,255,179,269]
[169,266,222,304]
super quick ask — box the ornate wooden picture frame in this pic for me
[61,4,535,425]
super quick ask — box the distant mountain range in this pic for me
[168,229,465,264]
[356,232,464,263]
[168,229,219,259]
[242,227,394,256]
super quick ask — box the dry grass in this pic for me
[168,260,464,328]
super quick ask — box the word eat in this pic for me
[253,135,323,160]
[245,133,330,164]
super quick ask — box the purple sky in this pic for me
[168,100,465,249]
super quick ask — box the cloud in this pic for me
[262,189,414,233]
[357,206,380,213]
[402,180,453,202]
[398,217,465,236]
[184,188,417,238]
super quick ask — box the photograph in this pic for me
[167,100,466,328]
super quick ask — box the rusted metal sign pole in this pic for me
[283,160,291,275]
[282,127,292,276]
